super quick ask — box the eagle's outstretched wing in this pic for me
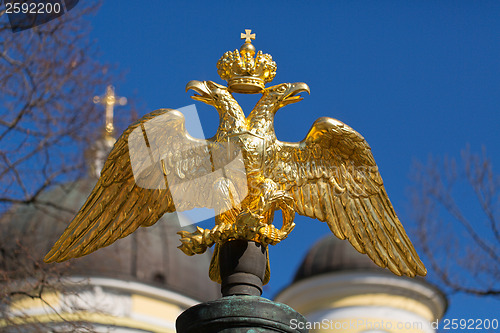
[45,109,223,263]
[269,117,427,277]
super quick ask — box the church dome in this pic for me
[0,177,220,302]
[293,235,381,282]
[276,234,448,330]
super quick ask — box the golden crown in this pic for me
[217,29,277,94]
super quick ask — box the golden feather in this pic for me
[44,109,219,263]
[268,117,427,277]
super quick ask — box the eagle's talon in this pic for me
[177,227,213,255]
[210,222,235,243]
[236,210,264,232]
[256,223,281,246]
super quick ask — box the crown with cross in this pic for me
[217,29,277,94]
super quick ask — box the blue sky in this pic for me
[87,0,499,325]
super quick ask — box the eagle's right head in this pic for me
[264,82,310,112]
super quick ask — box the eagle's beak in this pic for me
[186,80,214,105]
[282,82,310,106]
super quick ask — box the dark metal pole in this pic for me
[176,240,309,333]
[219,240,266,297]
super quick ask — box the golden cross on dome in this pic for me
[241,29,255,43]
[93,85,127,135]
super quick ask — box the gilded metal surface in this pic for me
[45,31,427,284]
[241,29,255,43]
[217,29,276,94]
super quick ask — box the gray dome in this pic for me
[293,235,381,282]
[0,178,220,302]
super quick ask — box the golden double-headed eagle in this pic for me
[45,30,426,283]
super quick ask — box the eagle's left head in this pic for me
[186,80,234,109]
[263,82,310,111]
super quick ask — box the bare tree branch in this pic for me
[0,2,128,331]
[410,146,500,297]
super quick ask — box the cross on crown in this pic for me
[241,29,255,43]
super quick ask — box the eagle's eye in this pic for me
[208,82,223,91]
[276,85,288,94]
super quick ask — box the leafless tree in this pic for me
[0,0,113,215]
[0,237,98,332]
[410,146,500,297]
[0,1,122,331]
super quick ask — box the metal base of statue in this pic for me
[176,240,308,333]
[176,295,308,333]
